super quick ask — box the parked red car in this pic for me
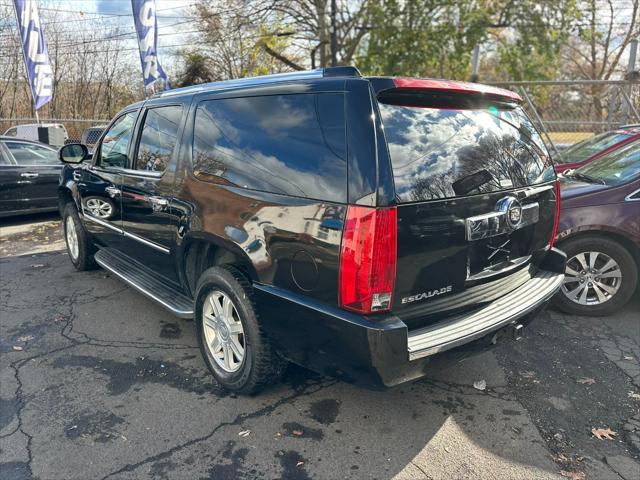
[554,125,640,173]
[554,139,640,315]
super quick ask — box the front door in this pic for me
[78,110,139,249]
[120,104,185,283]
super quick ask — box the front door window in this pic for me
[96,111,138,168]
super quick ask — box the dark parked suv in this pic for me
[58,67,566,393]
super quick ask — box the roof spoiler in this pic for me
[370,77,522,104]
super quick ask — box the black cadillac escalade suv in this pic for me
[58,67,566,393]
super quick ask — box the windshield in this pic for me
[558,131,631,164]
[379,102,555,202]
[575,140,639,186]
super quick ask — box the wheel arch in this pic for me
[556,228,640,267]
[178,232,258,296]
[57,184,79,215]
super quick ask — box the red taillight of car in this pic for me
[339,206,397,314]
[549,179,561,248]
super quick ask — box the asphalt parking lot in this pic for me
[1,215,639,480]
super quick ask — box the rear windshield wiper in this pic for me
[563,170,606,185]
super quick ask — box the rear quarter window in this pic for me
[379,103,555,202]
[192,93,347,202]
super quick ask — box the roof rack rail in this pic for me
[154,66,361,98]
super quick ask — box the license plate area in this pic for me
[465,202,539,279]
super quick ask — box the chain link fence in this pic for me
[488,80,640,159]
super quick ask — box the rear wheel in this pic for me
[195,266,285,394]
[553,236,637,316]
[63,203,97,271]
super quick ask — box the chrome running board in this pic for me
[94,248,193,318]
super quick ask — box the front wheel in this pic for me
[195,266,285,394]
[553,236,637,316]
[63,203,97,271]
[83,196,116,220]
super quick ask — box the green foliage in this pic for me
[356,0,582,81]
[357,0,495,79]
[176,51,215,88]
[493,0,580,81]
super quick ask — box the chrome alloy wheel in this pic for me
[202,290,245,372]
[65,215,79,261]
[561,251,622,305]
[85,198,113,218]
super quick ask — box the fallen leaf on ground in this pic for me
[628,392,640,400]
[30,264,44,268]
[296,461,304,467]
[238,430,251,437]
[560,470,585,480]
[591,427,616,440]
[12,346,23,351]
[17,335,34,342]
[577,377,596,385]
[292,430,303,436]
[520,371,536,378]
[473,380,486,391]
[623,356,634,361]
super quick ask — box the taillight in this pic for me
[549,179,561,248]
[339,206,397,314]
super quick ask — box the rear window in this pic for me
[379,102,555,202]
[192,93,346,202]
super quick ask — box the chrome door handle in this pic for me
[20,172,39,178]
[148,196,168,206]
[105,186,121,197]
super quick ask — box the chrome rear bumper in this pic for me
[407,269,563,360]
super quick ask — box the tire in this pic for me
[553,235,637,316]
[195,266,285,394]
[62,203,97,271]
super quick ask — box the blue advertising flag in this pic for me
[13,0,53,110]
[131,0,169,91]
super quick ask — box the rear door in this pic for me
[2,140,61,212]
[119,103,186,282]
[375,88,557,328]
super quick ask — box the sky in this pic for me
[22,0,198,75]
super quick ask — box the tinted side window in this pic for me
[135,105,183,172]
[5,142,59,165]
[193,93,346,202]
[96,111,138,168]
[0,147,11,165]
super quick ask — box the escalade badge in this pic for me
[496,196,522,229]
[401,285,453,304]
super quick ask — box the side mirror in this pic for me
[59,143,89,164]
